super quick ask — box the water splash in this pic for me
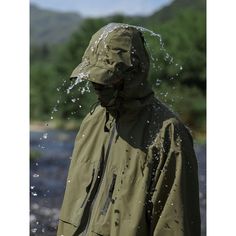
[31,192,38,197]
[67,74,88,94]
[43,133,48,139]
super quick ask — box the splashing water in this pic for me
[45,23,182,123]
[33,173,39,178]
[43,133,48,139]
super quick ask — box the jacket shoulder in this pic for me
[151,117,194,150]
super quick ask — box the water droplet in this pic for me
[43,133,48,139]
[33,173,39,178]
[31,192,38,196]
[31,228,37,233]
[30,186,35,190]
[71,98,76,103]
[50,116,53,120]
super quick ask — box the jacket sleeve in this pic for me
[146,119,201,236]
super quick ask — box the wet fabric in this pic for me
[57,23,201,236]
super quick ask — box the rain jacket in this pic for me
[57,23,201,236]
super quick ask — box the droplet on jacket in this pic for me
[67,180,71,183]
[164,223,171,229]
[33,173,39,178]
[114,209,120,214]
[30,186,35,190]
[170,202,174,206]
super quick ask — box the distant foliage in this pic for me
[30,2,206,135]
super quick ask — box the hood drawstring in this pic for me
[104,110,118,133]
[104,111,110,132]
[89,101,100,115]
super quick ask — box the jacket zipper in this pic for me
[100,173,117,215]
[79,125,116,236]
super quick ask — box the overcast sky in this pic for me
[30,0,172,17]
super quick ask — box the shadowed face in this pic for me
[92,81,123,107]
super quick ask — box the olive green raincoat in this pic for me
[57,23,201,236]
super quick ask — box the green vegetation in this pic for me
[30,0,206,140]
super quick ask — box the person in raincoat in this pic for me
[57,23,201,236]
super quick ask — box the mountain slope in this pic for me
[30,4,82,45]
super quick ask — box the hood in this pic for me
[71,23,154,114]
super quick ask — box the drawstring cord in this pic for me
[89,101,100,115]
[104,111,110,132]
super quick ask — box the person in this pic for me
[57,23,201,236]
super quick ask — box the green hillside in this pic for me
[30,4,83,45]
